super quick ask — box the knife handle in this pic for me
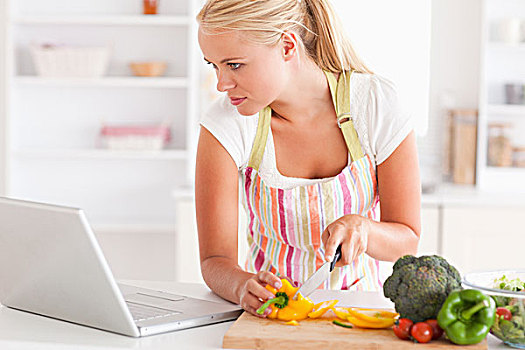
[329,245,342,272]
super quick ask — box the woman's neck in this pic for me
[269,61,336,125]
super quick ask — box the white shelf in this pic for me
[487,42,525,51]
[11,15,190,26]
[486,165,525,173]
[480,166,525,192]
[14,76,189,88]
[13,149,188,160]
[486,104,525,116]
[92,223,175,235]
[172,186,194,199]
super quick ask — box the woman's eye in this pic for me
[228,63,242,70]
[206,61,218,70]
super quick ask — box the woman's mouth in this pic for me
[230,97,247,106]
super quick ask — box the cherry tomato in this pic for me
[496,307,512,321]
[410,322,433,343]
[424,319,443,340]
[393,318,413,340]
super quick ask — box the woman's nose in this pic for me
[216,71,235,92]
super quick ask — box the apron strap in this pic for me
[247,106,271,170]
[324,70,364,162]
[247,70,365,170]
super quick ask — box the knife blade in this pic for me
[293,245,341,300]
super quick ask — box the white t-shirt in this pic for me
[199,72,413,190]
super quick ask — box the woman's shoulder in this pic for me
[351,72,398,100]
[352,72,412,165]
[199,95,259,169]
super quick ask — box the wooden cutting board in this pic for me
[223,312,488,349]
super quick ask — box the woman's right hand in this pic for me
[238,271,283,317]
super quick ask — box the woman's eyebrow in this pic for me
[204,56,246,64]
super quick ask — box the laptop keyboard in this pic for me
[126,302,181,322]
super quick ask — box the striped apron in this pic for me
[241,70,382,291]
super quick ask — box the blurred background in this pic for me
[0,0,523,285]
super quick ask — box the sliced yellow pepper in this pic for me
[257,279,314,322]
[350,307,399,319]
[347,308,398,323]
[346,315,396,329]
[284,320,299,326]
[333,307,352,320]
[308,299,339,318]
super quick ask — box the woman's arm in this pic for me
[195,126,280,314]
[322,131,421,264]
[367,130,421,260]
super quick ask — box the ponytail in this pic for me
[197,0,372,74]
[302,0,372,74]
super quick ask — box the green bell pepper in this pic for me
[437,289,496,345]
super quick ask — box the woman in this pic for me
[195,0,421,317]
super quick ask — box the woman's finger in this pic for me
[257,270,282,289]
[340,238,355,266]
[324,225,344,262]
[247,278,275,300]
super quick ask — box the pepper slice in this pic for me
[347,315,396,328]
[333,307,352,320]
[308,299,339,318]
[347,308,399,323]
[256,279,314,322]
[437,289,496,345]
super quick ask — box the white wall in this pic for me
[0,0,7,196]
[332,0,431,136]
[418,0,482,187]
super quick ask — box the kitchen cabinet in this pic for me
[441,205,525,274]
[0,0,202,280]
[418,205,441,255]
[477,0,525,192]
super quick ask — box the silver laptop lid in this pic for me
[0,197,139,337]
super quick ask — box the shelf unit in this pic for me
[478,0,525,192]
[0,0,203,281]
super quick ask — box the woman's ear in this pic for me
[281,31,298,61]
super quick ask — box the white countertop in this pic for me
[421,183,525,207]
[0,280,509,349]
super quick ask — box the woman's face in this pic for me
[198,28,289,116]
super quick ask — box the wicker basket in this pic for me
[129,61,167,77]
[30,45,111,78]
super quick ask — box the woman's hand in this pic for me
[238,271,283,317]
[321,214,371,267]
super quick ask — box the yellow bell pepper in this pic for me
[346,315,396,328]
[308,299,339,318]
[347,308,399,323]
[349,307,399,319]
[333,307,352,320]
[256,279,314,322]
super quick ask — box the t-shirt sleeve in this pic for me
[199,96,257,170]
[367,75,413,165]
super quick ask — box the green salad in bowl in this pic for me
[463,270,525,349]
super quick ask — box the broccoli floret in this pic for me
[383,255,462,323]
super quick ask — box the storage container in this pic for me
[100,124,171,151]
[30,44,111,78]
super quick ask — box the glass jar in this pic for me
[513,146,525,168]
[487,123,513,167]
[143,0,159,15]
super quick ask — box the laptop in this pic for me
[0,196,242,337]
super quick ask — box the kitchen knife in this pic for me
[293,245,341,300]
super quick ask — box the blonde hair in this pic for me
[197,0,372,74]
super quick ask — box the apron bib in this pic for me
[241,70,382,291]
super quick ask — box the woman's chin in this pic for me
[235,103,262,116]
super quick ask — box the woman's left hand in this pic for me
[321,214,371,267]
